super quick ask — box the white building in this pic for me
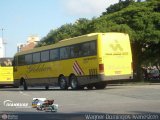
[0,38,4,58]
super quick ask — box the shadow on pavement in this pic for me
[0,86,120,92]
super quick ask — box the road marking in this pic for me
[18,87,30,96]
[19,91,30,96]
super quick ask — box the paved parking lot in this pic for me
[0,84,160,120]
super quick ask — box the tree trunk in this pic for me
[131,41,144,81]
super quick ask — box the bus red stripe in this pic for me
[74,62,82,75]
[73,65,79,75]
[75,61,84,75]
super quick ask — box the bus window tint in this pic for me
[33,52,40,63]
[25,54,32,64]
[50,49,59,61]
[70,45,81,58]
[18,55,25,65]
[41,51,49,62]
[60,47,70,59]
[90,41,96,55]
[13,57,18,66]
[70,41,96,58]
[82,42,90,56]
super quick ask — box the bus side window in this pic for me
[70,44,81,58]
[12,59,15,66]
[33,52,40,63]
[41,51,49,62]
[60,47,70,59]
[13,57,18,66]
[18,55,25,66]
[82,42,90,56]
[25,54,32,64]
[90,41,97,55]
[50,49,59,61]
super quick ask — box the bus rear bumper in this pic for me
[77,74,133,86]
[0,81,14,87]
[0,81,13,84]
[99,74,133,81]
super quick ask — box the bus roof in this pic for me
[14,32,125,56]
[15,33,102,56]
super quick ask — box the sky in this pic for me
[0,0,119,57]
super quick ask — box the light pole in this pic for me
[1,28,7,57]
[1,28,4,39]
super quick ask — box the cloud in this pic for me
[63,0,118,17]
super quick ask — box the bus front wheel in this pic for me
[59,76,68,90]
[45,86,49,90]
[23,80,28,90]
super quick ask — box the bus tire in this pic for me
[95,82,107,89]
[70,75,79,90]
[58,76,68,90]
[23,80,28,90]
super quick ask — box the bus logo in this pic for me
[110,40,123,51]
[72,61,84,76]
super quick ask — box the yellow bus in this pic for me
[0,58,14,87]
[13,33,133,90]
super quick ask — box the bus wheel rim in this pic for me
[60,78,66,88]
[71,79,77,89]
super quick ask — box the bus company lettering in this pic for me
[27,64,52,73]
[106,52,128,56]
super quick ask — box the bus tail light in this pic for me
[99,64,104,73]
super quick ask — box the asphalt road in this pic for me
[0,84,160,120]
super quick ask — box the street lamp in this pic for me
[1,28,7,57]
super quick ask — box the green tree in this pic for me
[102,0,135,15]
[36,18,91,47]
[37,0,160,80]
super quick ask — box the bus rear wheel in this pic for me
[94,82,107,89]
[70,75,79,90]
[59,76,68,90]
